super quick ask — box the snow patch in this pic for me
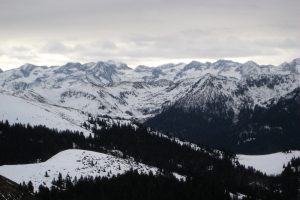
[237,151,300,175]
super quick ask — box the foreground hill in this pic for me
[1,120,300,199]
[0,149,161,191]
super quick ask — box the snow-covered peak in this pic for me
[291,58,300,65]
[236,62,264,77]
[243,60,258,67]
[19,63,46,77]
[182,61,204,71]
[215,59,234,63]
[213,59,238,67]
[20,63,37,69]
[279,58,300,74]
[60,62,83,69]
[134,65,152,72]
[84,61,125,85]
[90,61,131,74]
[156,63,176,69]
[54,62,85,74]
[174,74,239,113]
[106,60,130,70]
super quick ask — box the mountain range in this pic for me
[0,58,299,153]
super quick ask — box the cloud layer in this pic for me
[0,0,299,70]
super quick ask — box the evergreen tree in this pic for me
[27,181,34,193]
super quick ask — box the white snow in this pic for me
[237,151,300,175]
[0,93,91,136]
[0,149,160,191]
[229,192,247,200]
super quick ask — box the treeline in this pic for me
[34,160,300,200]
[0,120,298,199]
[32,164,300,200]
[0,120,89,164]
[279,157,300,199]
[35,171,229,200]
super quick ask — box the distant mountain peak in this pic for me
[19,63,48,70]
[20,63,37,69]
[214,59,237,65]
[53,62,85,74]
[19,63,45,77]
[291,58,300,65]
[156,63,176,69]
[183,61,204,71]
[64,62,82,66]
[243,60,258,67]
[280,58,300,74]
[134,65,152,72]
[105,60,130,70]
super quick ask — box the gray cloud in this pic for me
[0,0,299,69]
[41,41,71,54]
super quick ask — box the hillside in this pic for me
[0,175,35,200]
[0,149,161,191]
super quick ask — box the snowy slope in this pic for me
[0,93,91,136]
[237,151,300,175]
[0,149,161,191]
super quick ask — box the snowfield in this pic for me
[0,93,91,136]
[0,149,163,191]
[237,151,300,175]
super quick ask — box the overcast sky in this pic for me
[0,0,299,70]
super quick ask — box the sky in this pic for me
[0,0,299,70]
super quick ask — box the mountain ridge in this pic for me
[0,58,300,152]
[2,57,300,73]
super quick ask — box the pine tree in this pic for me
[27,181,34,193]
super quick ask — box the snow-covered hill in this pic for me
[0,92,91,136]
[0,149,163,191]
[237,151,300,175]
